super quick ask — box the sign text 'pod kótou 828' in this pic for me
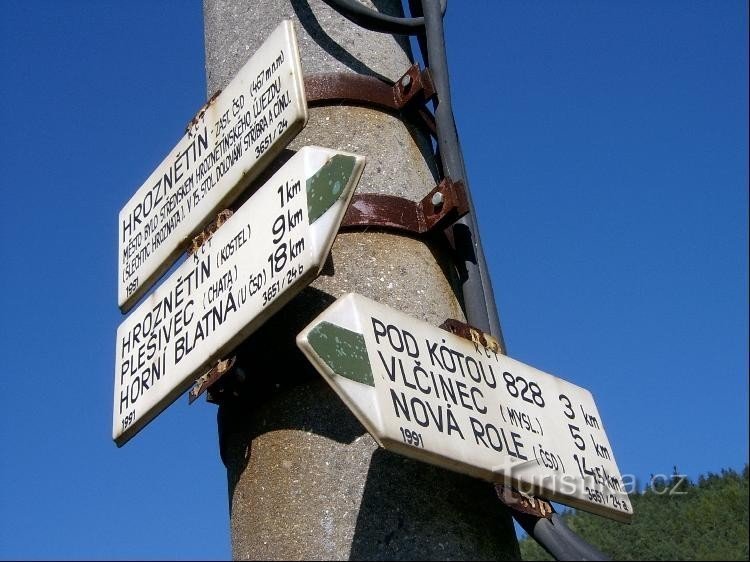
[297,294,633,522]
[118,19,307,312]
[114,147,365,446]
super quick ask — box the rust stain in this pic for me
[439,317,505,356]
[188,356,236,404]
[340,179,469,236]
[303,65,437,138]
[186,89,222,136]
[393,65,436,108]
[187,209,233,256]
[484,334,501,354]
[342,193,419,233]
[495,484,554,519]
[418,179,469,232]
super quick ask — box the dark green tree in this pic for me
[521,465,749,561]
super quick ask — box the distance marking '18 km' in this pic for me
[296,293,633,523]
[118,19,307,312]
[113,147,365,447]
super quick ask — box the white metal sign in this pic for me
[118,19,308,312]
[297,294,633,522]
[114,147,365,446]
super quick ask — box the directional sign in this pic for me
[297,294,633,522]
[118,19,307,312]
[113,147,365,446]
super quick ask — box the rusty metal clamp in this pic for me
[304,64,437,136]
[340,177,468,236]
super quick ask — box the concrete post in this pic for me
[203,1,519,559]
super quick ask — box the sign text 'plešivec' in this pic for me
[113,147,365,446]
[118,20,307,312]
[297,294,633,522]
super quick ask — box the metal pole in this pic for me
[203,0,519,559]
[419,3,607,560]
[420,0,504,343]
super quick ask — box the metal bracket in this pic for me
[183,208,237,405]
[187,209,233,256]
[304,64,437,136]
[495,485,555,519]
[393,64,436,108]
[439,317,504,355]
[188,356,236,404]
[340,178,468,235]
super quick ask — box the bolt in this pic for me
[400,74,412,90]
[431,191,444,208]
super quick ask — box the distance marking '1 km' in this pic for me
[118,19,307,312]
[113,147,365,446]
[297,293,633,522]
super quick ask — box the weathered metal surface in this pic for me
[443,318,555,519]
[303,64,437,136]
[440,317,504,355]
[392,65,435,108]
[118,20,307,312]
[420,179,469,232]
[186,89,222,135]
[113,147,365,446]
[305,64,434,110]
[297,293,633,522]
[187,209,234,256]
[305,72,395,109]
[188,356,236,404]
[444,319,556,520]
[495,484,554,519]
[340,178,468,235]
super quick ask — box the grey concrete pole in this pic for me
[203,1,519,559]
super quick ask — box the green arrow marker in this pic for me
[307,154,357,224]
[306,321,373,386]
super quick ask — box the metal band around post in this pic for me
[340,178,469,236]
[304,64,437,136]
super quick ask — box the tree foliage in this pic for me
[520,466,749,561]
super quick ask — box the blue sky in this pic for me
[0,1,747,559]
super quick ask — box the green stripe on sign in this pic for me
[307,321,374,387]
[307,155,356,224]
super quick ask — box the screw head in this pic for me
[400,74,412,89]
[431,191,444,207]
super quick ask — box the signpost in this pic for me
[113,147,365,446]
[297,293,633,522]
[118,20,307,312]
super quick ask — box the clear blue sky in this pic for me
[0,1,746,559]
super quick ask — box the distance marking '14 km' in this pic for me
[118,19,307,312]
[113,147,365,446]
[296,294,633,523]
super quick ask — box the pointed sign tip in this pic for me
[307,154,359,224]
[307,321,374,386]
